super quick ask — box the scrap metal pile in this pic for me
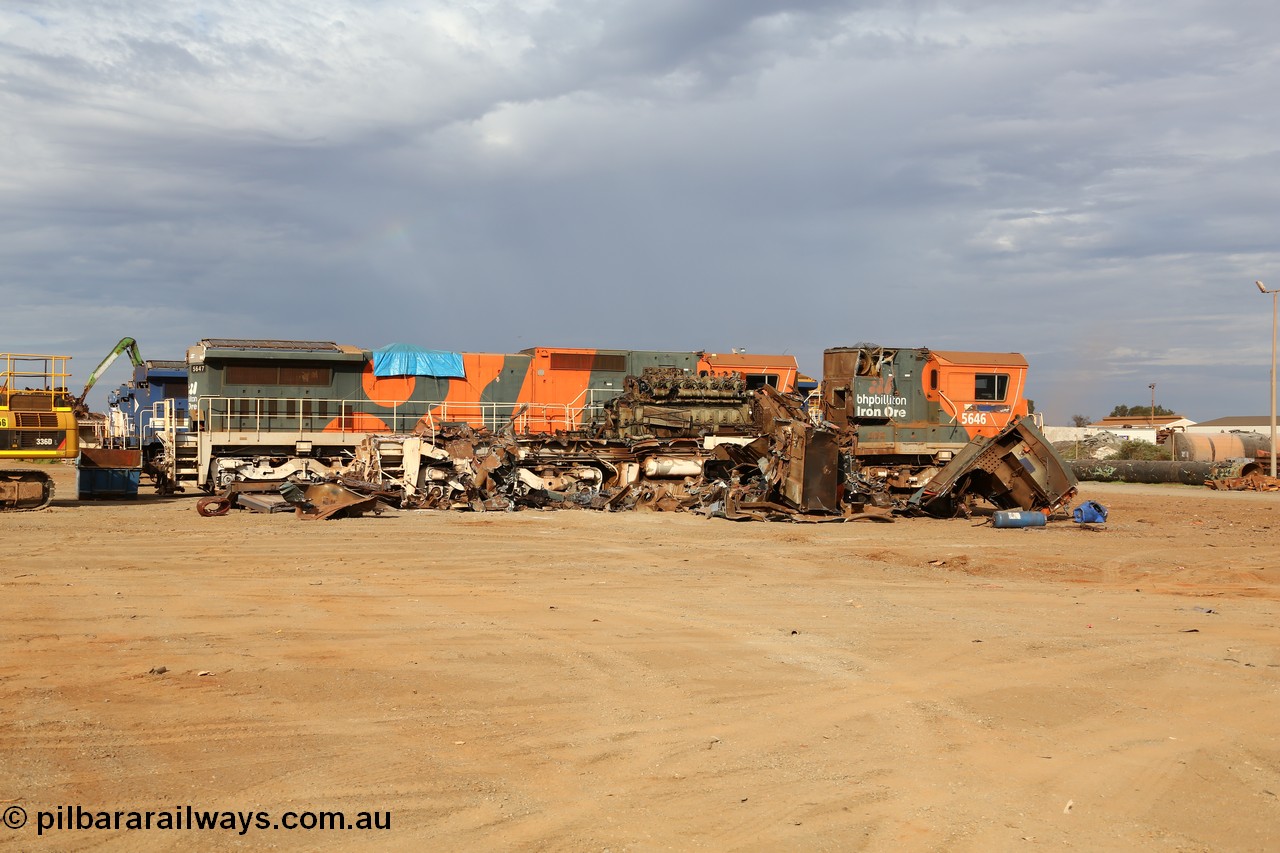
[198,367,1078,522]
[1206,463,1280,492]
[337,370,847,522]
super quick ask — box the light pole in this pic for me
[1258,281,1277,479]
[1148,381,1158,455]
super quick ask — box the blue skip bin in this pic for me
[76,448,143,500]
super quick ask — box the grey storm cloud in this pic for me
[1,0,1279,421]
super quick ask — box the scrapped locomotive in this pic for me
[820,345,1030,487]
[138,338,1072,521]
[143,340,800,493]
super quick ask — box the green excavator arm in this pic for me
[75,337,143,414]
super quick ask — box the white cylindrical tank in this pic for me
[642,456,704,478]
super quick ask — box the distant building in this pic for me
[1045,414,1274,449]
[1086,414,1194,431]
[1057,414,1190,445]
[1181,416,1275,434]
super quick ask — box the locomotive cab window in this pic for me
[974,373,1009,401]
[744,373,778,390]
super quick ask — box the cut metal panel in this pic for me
[911,417,1078,517]
[800,430,839,512]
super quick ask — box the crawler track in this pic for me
[0,469,55,512]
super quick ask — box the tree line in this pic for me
[1069,404,1176,427]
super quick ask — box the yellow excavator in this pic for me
[0,353,80,511]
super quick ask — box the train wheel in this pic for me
[196,496,232,517]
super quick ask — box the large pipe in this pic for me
[1169,431,1272,462]
[1071,459,1255,485]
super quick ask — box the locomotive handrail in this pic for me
[192,395,610,437]
[145,399,190,444]
[1008,369,1027,426]
[106,409,136,446]
[937,388,961,425]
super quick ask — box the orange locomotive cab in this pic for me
[922,351,1030,439]
[820,344,1035,491]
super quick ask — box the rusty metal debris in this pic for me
[1206,464,1280,492]
[910,418,1078,519]
[334,376,853,522]
[196,482,288,516]
[195,479,385,519]
[193,364,1077,523]
[284,481,382,520]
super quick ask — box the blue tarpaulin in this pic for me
[372,343,466,378]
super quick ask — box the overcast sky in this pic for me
[3,0,1278,422]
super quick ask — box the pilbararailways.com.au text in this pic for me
[18,805,391,836]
